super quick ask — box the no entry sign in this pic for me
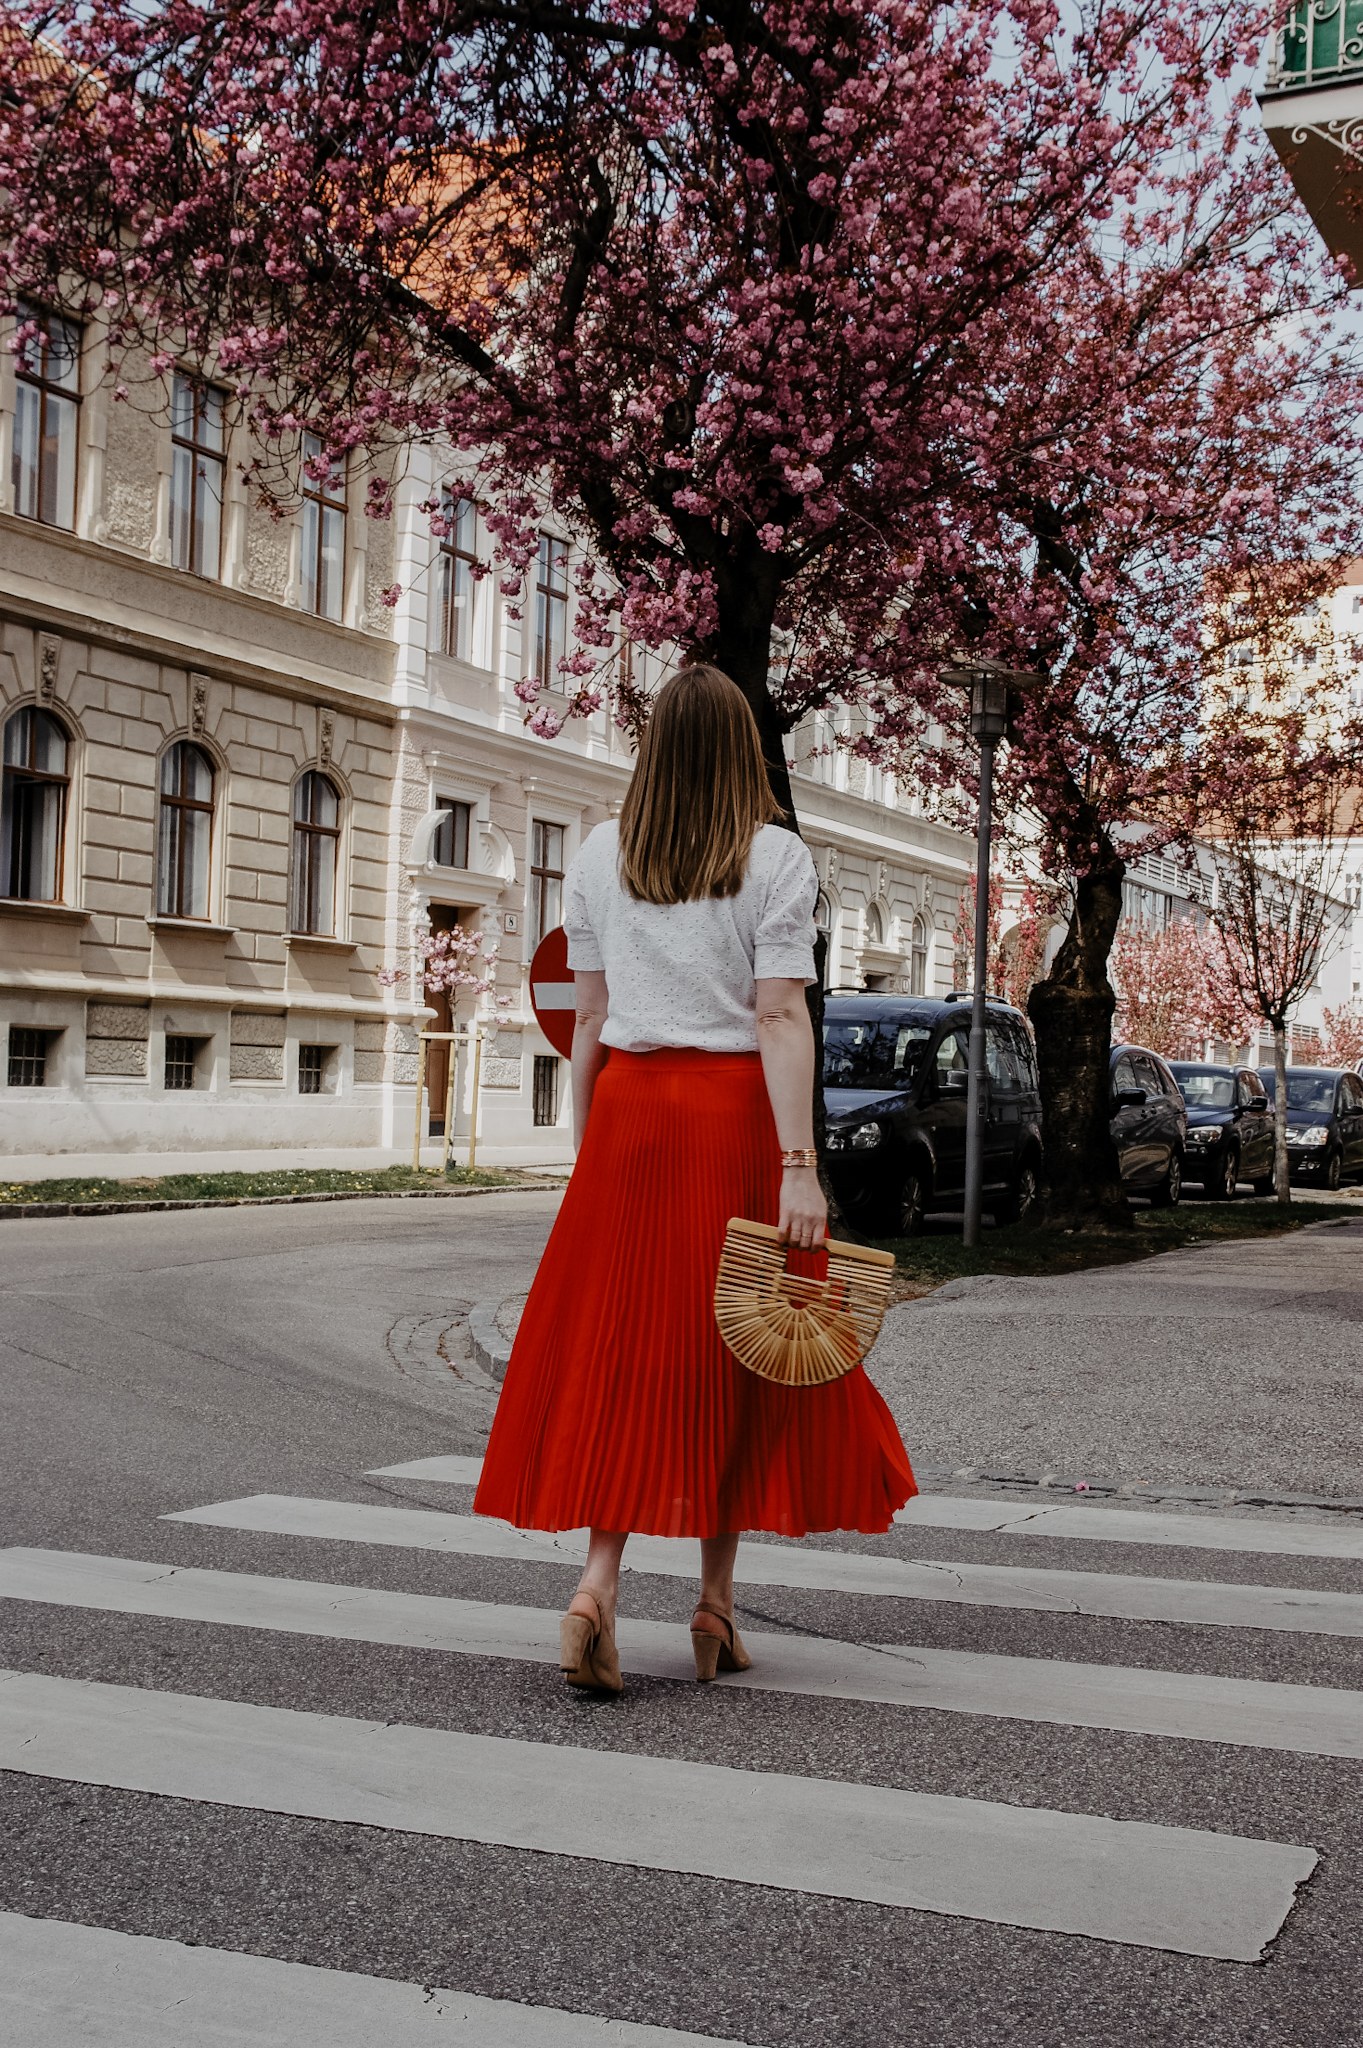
[529,925,576,1057]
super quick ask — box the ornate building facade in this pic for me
[0,312,977,1165]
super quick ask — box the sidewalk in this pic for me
[0,1143,574,1181]
[867,1213,1363,1498]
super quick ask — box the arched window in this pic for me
[156,741,214,919]
[864,901,884,946]
[291,771,340,934]
[2,707,68,902]
[911,914,929,996]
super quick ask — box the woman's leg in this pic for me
[694,1532,741,1632]
[570,1529,628,1630]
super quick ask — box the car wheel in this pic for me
[892,1167,927,1238]
[1150,1149,1182,1208]
[1211,1147,1238,1202]
[997,1156,1041,1226]
[1324,1148,1343,1192]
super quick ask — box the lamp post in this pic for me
[937,661,1045,1248]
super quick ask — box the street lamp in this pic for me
[937,659,1046,1249]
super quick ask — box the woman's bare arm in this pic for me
[571,969,610,1152]
[755,976,827,1251]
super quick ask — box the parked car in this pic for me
[1167,1062,1275,1199]
[1257,1066,1363,1189]
[1109,1044,1187,1205]
[822,993,1043,1235]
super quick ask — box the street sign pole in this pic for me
[963,734,995,1249]
[936,659,1046,1251]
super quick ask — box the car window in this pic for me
[1283,1072,1337,1113]
[1112,1055,1137,1096]
[933,1025,969,1081]
[1180,1071,1235,1109]
[1235,1074,1254,1108]
[985,1019,1022,1094]
[1006,1017,1040,1091]
[1244,1073,1267,1103]
[1132,1055,1163,1096]
[822,1016,932,1089]
[1342,1075,1363,1113]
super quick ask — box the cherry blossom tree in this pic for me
[378,926,506,1003]
[1110,916,1256,1057]
[6,0,1363,1223]
[1319,999,1363,1070]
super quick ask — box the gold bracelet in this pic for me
[780,1148,819,1170]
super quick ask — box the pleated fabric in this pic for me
[473,1048,917,1538]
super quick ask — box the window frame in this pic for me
[433,796,471,871]
[155,740,216,921]
[169,371,226,579]
[529,817,566,944]
[438,493,479,659]
[290,770,342,936]
[533,1053,560,1127]
[2,705,70,903]
[13,301,81,530]
[910,914,929,996]
[301,432,347,621]
[534,532,569,691]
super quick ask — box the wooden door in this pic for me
[425,904,471,1135]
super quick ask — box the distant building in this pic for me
[1259,9,1363,272]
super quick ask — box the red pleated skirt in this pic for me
[473,1047,917,1538]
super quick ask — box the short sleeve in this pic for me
[754,832,818,984]
[563,847,604,972]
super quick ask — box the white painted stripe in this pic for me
[370,1457,1363,1562]
[531,982,577,1010]
[7,1549,1360,1758]
[371,1455,485,1486]
[0,1669,1315,1960]
[164,1495,1363,1638]
[0,1913,750,2047]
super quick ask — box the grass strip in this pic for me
[0,1164,533,1207]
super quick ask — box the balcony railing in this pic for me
[1266,0,1363,88]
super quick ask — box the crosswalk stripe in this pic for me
[6,1548,1360,1758]
[369,1458,1363,1562]
[164,1495,1363,1638]
[0,1668,1315,1960]
[0,1912,754,2047]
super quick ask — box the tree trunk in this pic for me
[1272,1018,1291,1206]
[1026,856,1129,1229]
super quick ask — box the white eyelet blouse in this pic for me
[563,820,818,1053]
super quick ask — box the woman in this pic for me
[474,664,916,1691]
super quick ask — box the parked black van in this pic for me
[822,993,1044,1235]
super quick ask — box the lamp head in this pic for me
[936,659,1046,742]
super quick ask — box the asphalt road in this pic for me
[2,1194,1362,2046]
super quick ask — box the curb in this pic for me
[0,1182,567,1222]
[468,1299,513,1383]
[909,1463,1363,1517]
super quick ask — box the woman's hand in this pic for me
[778,1165,827,1252]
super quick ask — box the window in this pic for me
[910,914,929,996]
[13,302,80,528]
[933,1024,969,1086]
[433,797,470,870]
[985,1018,1023,1094]
[298,1044,326,1094]
[864,902,884,946]
[7,1027,47,1086]
[1112,1054,1138,1098]
[301,433,346,620]
[534,533,568,689]
[291,771,341,935]
[814,891,834,988]
[169,373,224,577]
[439,494,478,658]
[164,1037,197,1090]
[533,1054,560,1127]
[2,707,68,902]
[156,741,214,920]
[530,820,565,943]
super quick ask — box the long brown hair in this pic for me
[618,664,783,904]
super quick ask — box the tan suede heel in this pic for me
[690,1600,752,1683]
[559,1590,623,1693]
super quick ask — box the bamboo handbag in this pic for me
[713,1218,896,1388]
